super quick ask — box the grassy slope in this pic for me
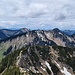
[0,43,9,60]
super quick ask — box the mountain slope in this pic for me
[0,28,75,75]
[0,29,75,60]
[0,46,75,75]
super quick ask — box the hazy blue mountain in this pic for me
[0,28,29,40]
[62,30,75,36]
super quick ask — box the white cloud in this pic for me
[0,0,75,29]
[11,3,48,18]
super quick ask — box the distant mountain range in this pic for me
[0,28,29,40]
[62,30,75,36]
[0,28,75,40]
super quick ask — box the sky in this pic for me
[0,0,75,30]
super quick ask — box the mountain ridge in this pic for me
[0,28,29,40]
[0,28,75,41]
[0,28,75,60]
[0,46,75,75]
[0,28,75,75]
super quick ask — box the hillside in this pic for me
[0,28,75,60]
[0,28,75,75]
[0,46,75,75]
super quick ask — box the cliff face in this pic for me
[0,28,75,50]
[0,29,75,51]
[0,29,75,60]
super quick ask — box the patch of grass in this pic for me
[0,43,10,61]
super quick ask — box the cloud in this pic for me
[0,0,75,29]
[11,3,48,18]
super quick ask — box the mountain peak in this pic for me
[20,28,29,31]
[20,28,29,32]
[53,28,60,32]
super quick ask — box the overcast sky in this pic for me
[0,0,75,30]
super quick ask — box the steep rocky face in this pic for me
[44,29,75,47]
[16,46,75,75]
[0,29,75,60]
[0,31,56,56]
[0,28,75,47]
[1,46,75,75]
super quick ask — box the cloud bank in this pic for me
[0,0,75,30]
